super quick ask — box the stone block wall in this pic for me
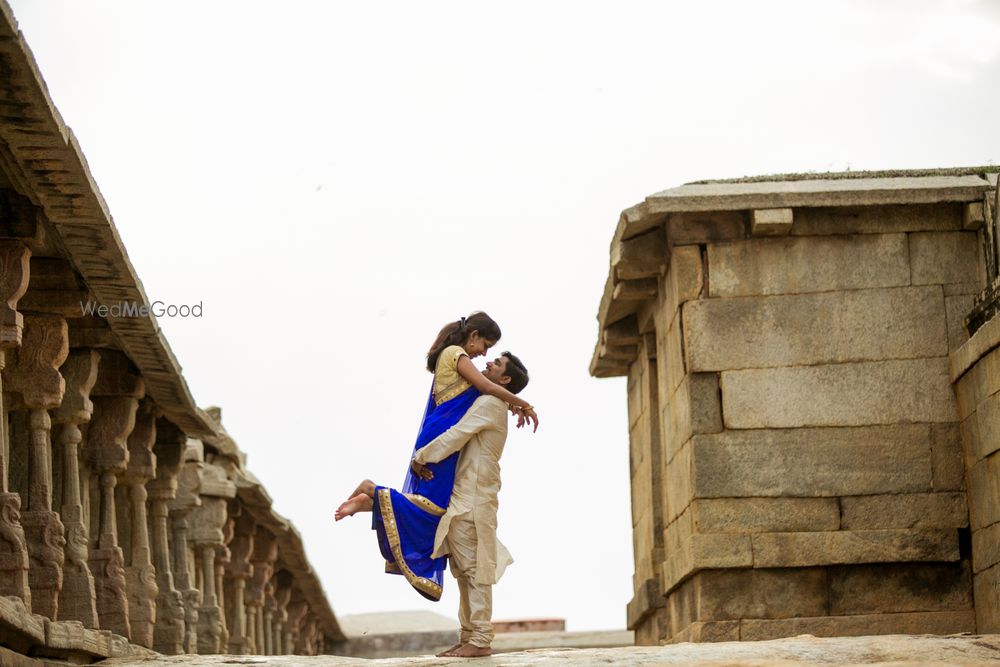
[953,314,1000,633]
[622,202,985,643]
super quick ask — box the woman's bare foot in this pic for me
[334,493,373,521]
[440,644,492,657]
[348,479,376,499]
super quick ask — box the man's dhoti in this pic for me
[446,515,493,648]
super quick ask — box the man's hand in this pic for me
[410,458,433,481]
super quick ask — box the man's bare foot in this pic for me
[334,493,373,521]
[435,643,463,657]
[440,643,492,657]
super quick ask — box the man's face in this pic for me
[483,355,511,387]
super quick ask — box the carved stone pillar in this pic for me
[263,576,276,655]
[6,313,69,620]
[0,240,31,604]
[225,509,254,654]
[286,595,308,656]
[189,459,235,654]
[247,528,277,656]
[215,515,233,651]
[52,349,99,627]
[118,397,158,648]
[273,571,292,655]
[86,349,144,639]
[148,419,187,654]
[170,442,203,653]
[297,617,318,656]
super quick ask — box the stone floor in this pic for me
[97,634,1000,666]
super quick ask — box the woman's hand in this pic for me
[410,458,434,481]
[511,405,539,432]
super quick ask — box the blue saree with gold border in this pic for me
[372,383,480,600]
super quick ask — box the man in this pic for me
[410,351,531,658]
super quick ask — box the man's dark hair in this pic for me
[501,351,529,394]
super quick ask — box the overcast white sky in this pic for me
[7,0,1000,632]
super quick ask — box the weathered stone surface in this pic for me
[663,373,722,465]
[975,563,1000,632]
[661,533,753,593]
[973,521,1000,574]
[103,633,1000,665]
[647,178,986,216]
[694,568,828,621]
[684,286,947,372]
[659,245,704,318]
[739,610,976,642]
[951,313,1000,393]
[828,562,972,614]
[660,311,685,394]
[665,440,692,522]
[689,425,933,498]
[750,208,792,236]
[840,493,967,530]
[666,620,739,643]
[967,452,1000,530]
[691,498,840,533]
[945,293,976,350]
[666,211,744,245]
[630,460,652,529]
[930,423,965,491]
[791,203,963,235]
[707,233,909,298]
[720,358,957,428]
[974,390,1000,463]
[627,577,664,632]
[909,231,983,286]
[751,529,959,568]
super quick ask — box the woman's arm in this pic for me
[456,355,539,431]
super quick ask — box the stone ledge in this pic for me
[100,633,1000,665]
[751,529,960,568]
[951,311,1000,382]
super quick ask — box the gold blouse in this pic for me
[433,344,471,406]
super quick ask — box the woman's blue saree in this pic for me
[372,383,480,600]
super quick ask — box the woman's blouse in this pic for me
[433,345,471,406]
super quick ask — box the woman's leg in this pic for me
[334,480,376,521]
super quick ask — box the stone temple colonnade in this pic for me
[592,168,1000,644]
[0,3,343,662]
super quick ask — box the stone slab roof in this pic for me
[0,0,343,644]
[592,167,996,378]
[0,0,215,437]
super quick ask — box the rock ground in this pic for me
[100,634,1000,666]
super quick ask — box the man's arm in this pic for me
[413,398,500,466]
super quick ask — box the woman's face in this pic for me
[464,331,496,359]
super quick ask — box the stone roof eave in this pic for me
[591,170,997,378]
[0,1,216,437]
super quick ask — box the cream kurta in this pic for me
[412,394,513,585]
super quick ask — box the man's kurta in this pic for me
[412,394,513,585]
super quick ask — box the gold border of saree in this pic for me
[376,488,444,600]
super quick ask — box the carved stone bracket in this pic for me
[0,239,31,604]
[6,313,68,620]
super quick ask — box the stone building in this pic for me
[0,3,343,662]
[590,168,1000,644]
